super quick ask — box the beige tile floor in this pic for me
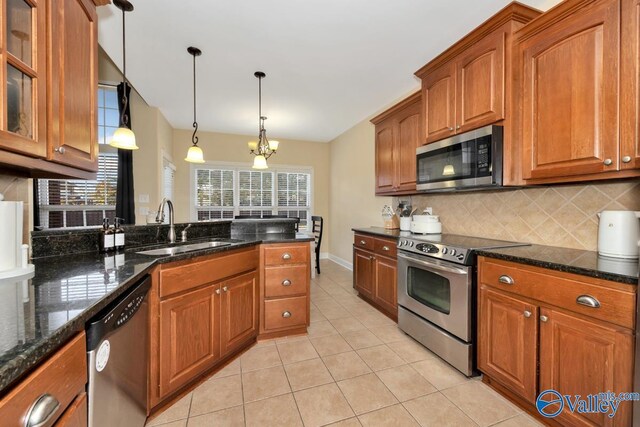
[146,260,544,427]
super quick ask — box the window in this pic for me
[193,164,312,229]
[163,158,176,201]
[37,85,119,229]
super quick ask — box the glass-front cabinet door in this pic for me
[0,0,46,157]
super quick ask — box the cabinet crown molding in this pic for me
[415,1,540,78]
[515,0,602,41]
[370,91,421,125]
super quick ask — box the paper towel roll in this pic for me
[0,201,23,272]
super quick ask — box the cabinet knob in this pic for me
[54,147,66,155]
[25,393,60,427]
[498,275,514,285]
[282,253,292,260]
[456,125,461,130]
[282,279,292,286]
[576,295,600,308]
[523,310,532,318]
[215,288,221,295]
[360,240,366,245]
[382,246,390,251]
[540,315,548,323]
[282,311,292,318]
[622,156,632,163]
[448,127,454,131]
[603,158,613,166]
[222,286,228,292]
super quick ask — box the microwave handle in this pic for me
[397,252,468,275]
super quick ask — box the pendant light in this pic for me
[248,71,279,169]
[184,46,205,163]
[109,0,138,150]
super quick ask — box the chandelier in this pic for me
[248,71,279,169]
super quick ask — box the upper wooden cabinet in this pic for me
[0,0,98,178]
[371,92,422,195]
[518,0,640,184]
[416,3,540,148]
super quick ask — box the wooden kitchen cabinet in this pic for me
[478,257,636,426]
[0,0,99,178]
[220,271,259,357]
[159,285,220,398]
[0,333,87,427]
[416,3,539,146]
[620,0,640,170]
[353,233,398,320]
[539,308,634,427]
[478,286,538,403]
[150,247,259,406]
[371,92,422,195]
[519,0,621,182]
[259,242,311,339]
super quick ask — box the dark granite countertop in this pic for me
[476,244,639,285]
[352,227,405,239]
[0,233,311,395]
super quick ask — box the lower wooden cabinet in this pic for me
[150,247,259,406]
[353,234,398,320]
[478,257,636,426]
[0,333,87,427]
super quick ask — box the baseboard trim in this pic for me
[328,254,353,271]
[320,252,329,260]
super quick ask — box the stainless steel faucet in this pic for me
[156,198,176,243]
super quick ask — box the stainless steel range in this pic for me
[396,234,527,376]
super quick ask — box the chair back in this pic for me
[311,216,323,249]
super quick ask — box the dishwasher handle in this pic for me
[86,276,151,352]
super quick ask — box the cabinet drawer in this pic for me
[374,238,397,258]
[0,333,87,426]
[264,296,307,331]
[479,258,636,329]
[264,245,309,266]
[160,247,258,298]
[354,234,375,251]
[265,265,308,298]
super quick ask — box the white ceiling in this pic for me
[97,0,560,143]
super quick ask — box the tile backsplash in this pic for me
[0,173,32,244]
[408,179,640,251]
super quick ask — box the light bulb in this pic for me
[185,145,205,163]
[252,155,268,169]
[109,127,138,150]
[442,164,456,176]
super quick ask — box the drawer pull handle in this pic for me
[382,246,390,251]
[25,393,60,427]
[282,311,292,318]
[576,295,601,308]
[282,279,292,286]
[54,147,65,155]
[360,240,367,245]
[282,253,292,260]
[540,315,549,323]
[523,310,531,318]
[498,275,514,285]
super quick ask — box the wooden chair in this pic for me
[311,216,323,274]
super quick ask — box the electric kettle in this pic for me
[597,210,640,259]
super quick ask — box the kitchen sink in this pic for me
[136,241,231,256]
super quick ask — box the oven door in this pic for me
[397,252,472,342]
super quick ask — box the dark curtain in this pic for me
[115,82,135,225]
[32,179,40,228]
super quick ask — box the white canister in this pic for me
[597,210,640,259]
[0,200,23,272]
[400,217,411,231]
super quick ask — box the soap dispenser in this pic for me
[99,218,115,253]
[114,217,125,251]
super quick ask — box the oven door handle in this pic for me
[397,252,469,275]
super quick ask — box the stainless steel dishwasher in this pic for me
[86,276,150,427]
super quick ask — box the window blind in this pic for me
[163,160,176,201]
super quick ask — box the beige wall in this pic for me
[98,48,174,224]
[328,120,390,265]
[172,129,331,250]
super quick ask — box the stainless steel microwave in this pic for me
[416,125,503,192]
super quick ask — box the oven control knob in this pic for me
[450,249,456,256]
[409,241,414,247]
[457,254,464,261]
[442,248,448,254]
[398,240,403,247]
